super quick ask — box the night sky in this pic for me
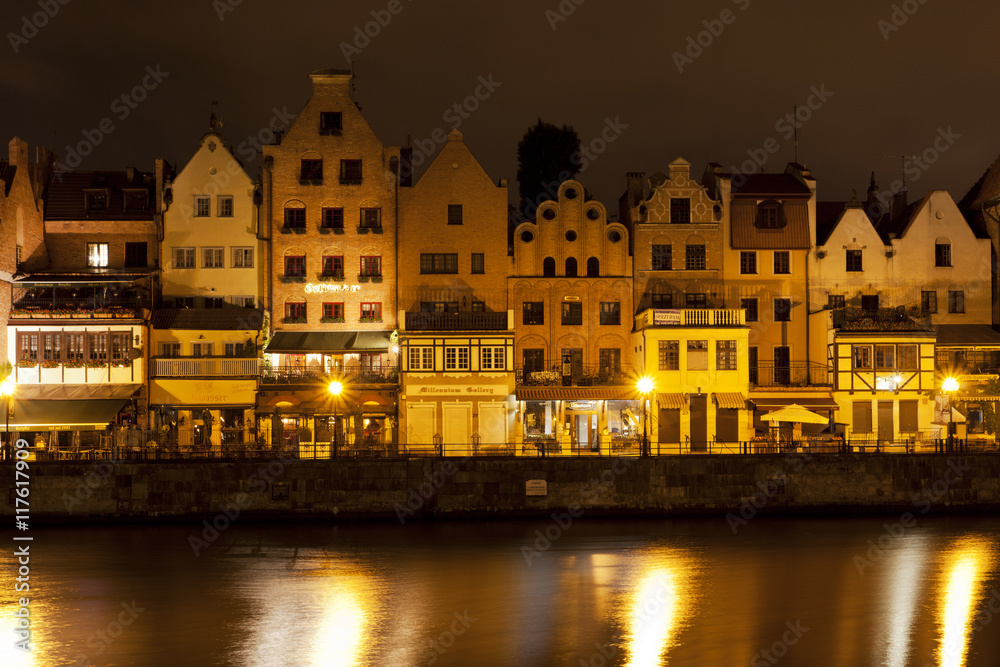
[2,0,999,212]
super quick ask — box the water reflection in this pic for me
[881,537,928,667]
[623,553,695,667]
[937,540,994,667]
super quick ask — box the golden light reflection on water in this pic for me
[881,538,928,667]
[0,605,35,667]
[936,540,994,667]
[621,554,695,667]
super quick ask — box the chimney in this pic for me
[309,69,353,96]
[891,188,907,220]
[626,171,646,207]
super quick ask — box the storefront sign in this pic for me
[568,401,596,410]
[305,283,362,294]
[526,480,547,496]
[410,385,508,396]
[653,309,682,325]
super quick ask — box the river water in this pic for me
[3,515,1000,666]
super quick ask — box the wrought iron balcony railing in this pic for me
[153,357,260,378]
[750,362,831,388]
[404,311,509,331]
[515,362,635,386]
[260,364,399,385]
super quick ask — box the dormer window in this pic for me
[320,112,342,135]
[85,190,108,211]
[755,200,786,229]
[123,189,147,211]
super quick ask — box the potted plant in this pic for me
[357,226,370,234]
[358,274,371,282]
[64,359,85,369]
[280,227,292,235]
[41,359,61,369]
[293,227,306,235]
[17,359,37,368]
[320,316,345,323]
[371,275,383,283]
[333,227,345,235]
[319,226,332,235]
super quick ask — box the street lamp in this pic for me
[942,376,959,447]
[0,378,14,462]
[636,376,654,456]
[328,380,343,458]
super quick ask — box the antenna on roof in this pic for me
[793,106,798,164]
[885,154,916,190]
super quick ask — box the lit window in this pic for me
[658,341,679,371]
[853,345,872,369]
[717,340,738,370]
[360,302,382,321]
[445,346,470,370]
[481,346,505,370]
[687,340,708,371]
[87,243,109,267]
[409,346,434,370]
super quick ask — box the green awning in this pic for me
[9,399,129,431]
[266,331,390,353]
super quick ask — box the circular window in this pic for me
[586,207,600,221]
[542,208,556,221]
[607,230,622,243]
[565,230,577,242]
[520,229,534,243]
[565,187,578,200]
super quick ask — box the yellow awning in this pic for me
[517,387,631,401]
[656,393,687,409]
[714,392,747,409]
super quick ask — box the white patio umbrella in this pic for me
[760,404,830,424]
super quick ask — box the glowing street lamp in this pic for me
[636,376,654,456]
[329,380,343,457]
[942,377,959,443]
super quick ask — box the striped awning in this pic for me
[657,393,687,409]
[714,392,747,409]
[516,387,631,401]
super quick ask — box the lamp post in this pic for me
[637,376,654,456]
[328,380,343,458]
[0,379,14,462]
[942,376,959,450]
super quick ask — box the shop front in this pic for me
[515,387,639,455]
[400,378,514,455]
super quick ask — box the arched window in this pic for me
[542,257,555,277]
[565,257,578,277]
[586,257,599,276]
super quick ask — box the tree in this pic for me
[517,119,581,218]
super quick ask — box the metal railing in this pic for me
[403,311,509,331]
[260,364,399,385]
[831,307,932,332]
[750,362,831,387]
[515,363,635,386]
[11,437,999,463]
[153,357,260,377]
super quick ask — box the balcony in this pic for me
[154,357,260,378]
[635,308,745,329]
[516,363,635,387]
[832,307,931,332]
[750,362,831,388]
[260,364,398,385]
[11,297,142,319]
[404,311,509,331]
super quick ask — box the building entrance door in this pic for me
[571,411,598,452]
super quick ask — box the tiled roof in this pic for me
[959,154,1000,211]
[152,308,262,331]
[731,174,811,197]
[935,324,1000,347]
[873,195,925,241]
[45,170,155,221]
[730,201,811,249]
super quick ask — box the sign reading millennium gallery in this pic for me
[406,384,509,397]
